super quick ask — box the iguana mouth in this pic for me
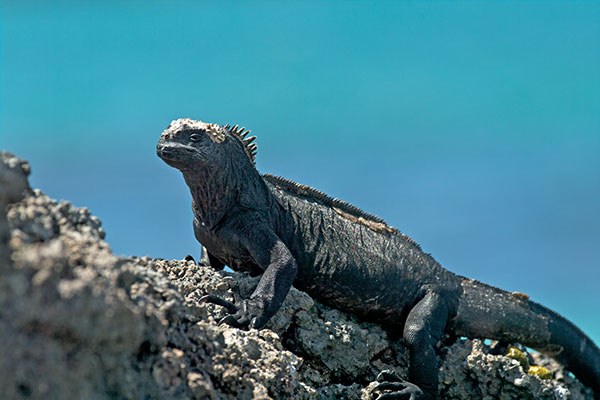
[156,143,194,163]
[156,145,176,161]
[156,145,172,159]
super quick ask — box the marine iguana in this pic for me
[156,118,600,400]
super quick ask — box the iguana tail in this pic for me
[450,277,600,395]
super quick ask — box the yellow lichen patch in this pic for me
[506,347,530,370]
[528,365,552,380]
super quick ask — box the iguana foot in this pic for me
[200,294,267,329]
[373,370,426,400]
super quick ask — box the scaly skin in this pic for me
[157,119,600,399]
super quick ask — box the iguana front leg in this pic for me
[202,224,297,329]
[374,291,449,400]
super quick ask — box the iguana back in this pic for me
[262,173,460,324]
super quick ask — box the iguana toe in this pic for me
[373,370,425,400]
[200,294,238,314]
[376,369,402,382]
[201,295,268,329]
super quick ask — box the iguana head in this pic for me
[156,118,257,172]
[157,118,264,226]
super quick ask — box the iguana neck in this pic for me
[181,164,234,229]
[183,164,271,230]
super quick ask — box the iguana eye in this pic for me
[190,133,202,142]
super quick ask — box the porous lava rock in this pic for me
[0,152,594,399]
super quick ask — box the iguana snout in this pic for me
[157,118,228,170]
[156,141,196,168]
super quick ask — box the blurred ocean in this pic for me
[1,2,598,343]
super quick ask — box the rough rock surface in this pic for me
[0,151,595,400]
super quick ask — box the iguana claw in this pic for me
[217,314,247,328]
[200,294,263,329]
[373,370,425,400]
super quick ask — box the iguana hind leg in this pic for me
[374,291,449,400]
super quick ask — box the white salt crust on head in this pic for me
[164,118,225,143]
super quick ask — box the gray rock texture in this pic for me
[0,152,595,400]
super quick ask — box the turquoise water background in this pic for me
[2,2,599,344]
